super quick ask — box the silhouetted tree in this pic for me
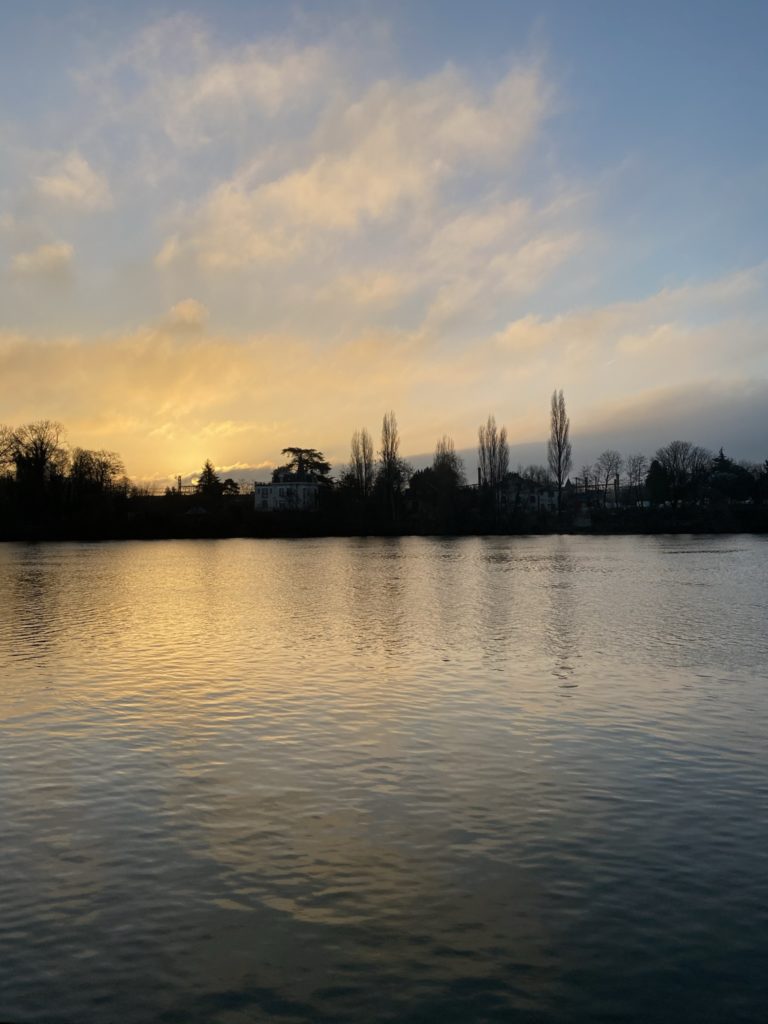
[626,453,649,505]
[519,464,550,487]
[595,449,623,507]
[758,460,768,504]
[349,428,374,497]
[433,435,466,527]
[478,415,508,489]
[221,478,240,496]
[547,390,572,512]
[646,459,669,504]
[196,460,223,497]
[0,425,13,473]
[5,420,68,484]
[70,448,125,495]
[478,415,509,517]
[275,447,331,483]
[709,448,754,503]
[654,440,711,505]
[377,411,410,521]
[433,435,465,485]
[3,421,69,516]
[403,437,465,530]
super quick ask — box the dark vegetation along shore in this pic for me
[2,395,767,542]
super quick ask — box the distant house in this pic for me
[254,470,320,512]
[504,474,558,513]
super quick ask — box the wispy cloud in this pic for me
[494,264,767,359]
[11,241,74,278]
[76,15,332,149]
[36,152,112,210]
[163,298,209,331]
[156,62,549,269]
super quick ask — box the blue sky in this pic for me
[1,1,766,480]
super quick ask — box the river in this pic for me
[1,535,767,1022]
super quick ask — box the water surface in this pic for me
[1,535,767,1022]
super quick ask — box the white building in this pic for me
[254,471,320,512]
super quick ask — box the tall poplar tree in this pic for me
[547,390,572,512]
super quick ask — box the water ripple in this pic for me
[1,536,767,1022]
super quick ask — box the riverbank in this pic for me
[2,500,766,542]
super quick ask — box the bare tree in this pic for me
[580,463,593,493]
[478,415,509,489]
[595,449,623,506]
[350,427,374,497]
[434,434,465,484]
[70,448,125,493]
[407,435,465,527]
[625,453,649,505]
[0,425,14,474]
[6,420,68,485]
[380,411,399,475]
[654,440,711,504]
[378,411,409,519]
[478,415,509,515]
[478,417,492,489]
[547,390,572,511]
[519,463,550,487]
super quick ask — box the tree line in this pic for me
[323,392,768,531]
[2,393,767,540]
[0,420,128,517]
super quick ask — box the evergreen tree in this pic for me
[196,460,222,497]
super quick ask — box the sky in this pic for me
[1,0,767,484]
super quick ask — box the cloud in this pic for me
[488,233,582,292]
[157,62,549,269]
[159,183,302,269]
[0,320,424,479]
[1,14,575,366]
[36,152,112,210]
[405,192,587,331]
[75,14,332,151]
[1,263,765,482]
[11,242,74,278]
[493,265,768,362]
[266,65,546,226]
[14,14,572,341]
[163,298,209,331]
[158,43,331,147]
[426,199,532,261]
[575,378,768,464]
[477,265,768,446]
[318,271,411,308]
